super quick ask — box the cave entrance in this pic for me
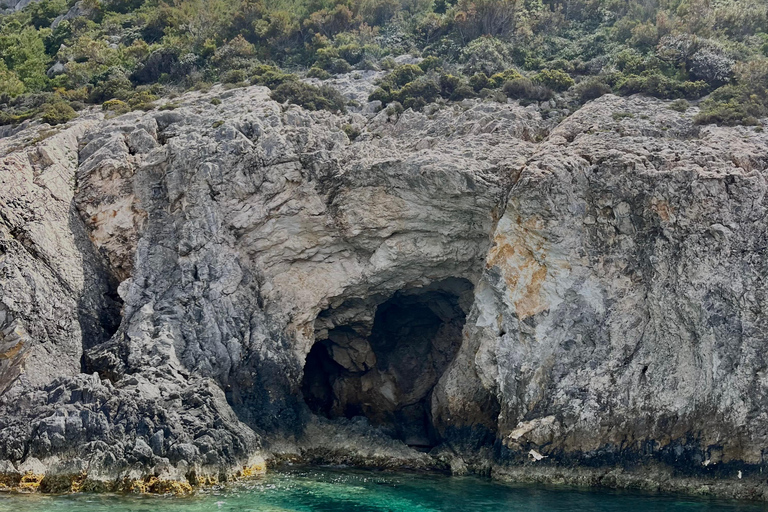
[301,278,473,448]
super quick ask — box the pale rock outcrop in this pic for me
[434,95,768,477]
[2,84,768,497]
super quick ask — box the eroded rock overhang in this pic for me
[55,85,541,471]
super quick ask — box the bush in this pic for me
[0,63,25,98]
[41,100,76,125]
[307,67,331,79]
[574,78,611,103]
[251,65,297,89]
[222,69,247,84]
[689,48,734,87]
[380,57,397,70]
[396,77,440,110]
[669,99,689,112]
[694,99,760,126]
[342,123,360,140]
[479,87,506,102]
[439,73,474,101]
[337,43,364,65]
[502,78,554,102]
[615,71,708,100]
[385,101,404,116]
[90,67,133,103]
[126,89,158,111]
[271,81,347,113]
[469,72,491,92]
[324,58,353,74]
[694,64,768,126]
[368,87,392,104]
[0,109,36,126]
[459,36,512,76]
[419,56,441,72]
[314,47,353,74]
[533,69,575,92]
[386,64,424,88]
[489,69,522,88]
[102,98,131,115]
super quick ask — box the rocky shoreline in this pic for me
[2,453,766,502]
[2,75,768,501]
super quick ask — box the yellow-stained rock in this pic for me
[17,472,44,493]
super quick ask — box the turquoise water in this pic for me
[1,467,766,512]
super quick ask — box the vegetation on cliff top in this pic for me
[0,0,767,126]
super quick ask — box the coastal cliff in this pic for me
[1,84,768,498]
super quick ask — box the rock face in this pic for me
[434,95,768,479]
[1,84,768,496]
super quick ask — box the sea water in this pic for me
[0,467,765,512]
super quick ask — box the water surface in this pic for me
[0,467,765,512]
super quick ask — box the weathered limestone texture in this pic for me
[434,95,768,490]
[2,84,768,498]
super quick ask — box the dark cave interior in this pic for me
[301,278,472,448]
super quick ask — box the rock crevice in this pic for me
[2,88,768,498]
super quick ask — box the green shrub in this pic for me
[693,76,767,126]
[574,78,611,103]
[41,100,76,125]
[337,43,364,65]
[58,87,89,102]
[210,97,222,105]
[479,87,506,102]
[385,101,404,116]
[369,64,442,108]
[251,65,297,89]
[615,71,708,100]
[439,73,474,101]
[323,58,353,74]
[459,36,512,76]
[307,67,332,79]
[380,57,397,70]
[387,64,424,88]
[102,98,131,115]
[270,81,347,113]
[342,123,361,140]
[533,69,575,92]
[694,99,760,126]
[502,78,554,102]
[439,73,460,97]
[0,63,25,98]
[90,67,133,103]
[489,69,522,88]
[396,77,440,110]
[0,109,35,126]
[127,89,158,111]
[469,72,491,92]
[222,69,247,84]
[669,99,689,112]
[419,56,441,72]
[368,87,393,104]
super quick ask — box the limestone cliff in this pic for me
[1,84,767,497]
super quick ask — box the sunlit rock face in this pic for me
[0,82,541,481]
[434,94,768,472]
[2,84,768,491]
